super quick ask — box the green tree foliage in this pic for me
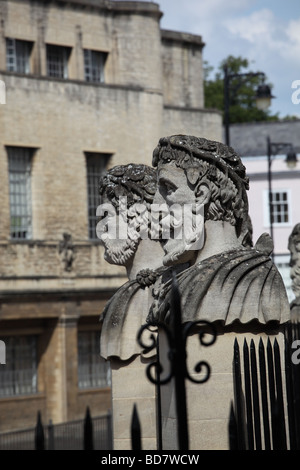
[204,55,279,123]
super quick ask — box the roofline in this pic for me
[161,29,205,48]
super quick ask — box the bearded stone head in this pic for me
[152,135,250,266]
[288,223,300,299]
[97,164,157,266]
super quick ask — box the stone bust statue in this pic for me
[288,223,300,317]
[148,135,290,326]
[98,163,165,360]
[288,224,300,297]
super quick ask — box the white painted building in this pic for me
[228,120,300,302]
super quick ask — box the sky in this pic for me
[154,0,300,119]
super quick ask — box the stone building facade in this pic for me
[0,0,222,433]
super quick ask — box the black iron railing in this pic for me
[230,337,287,450]
[229,321,300,450]
[0,408,112,450]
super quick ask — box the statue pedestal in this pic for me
[110,354,158,450]
[159,322,288,450]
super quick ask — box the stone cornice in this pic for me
[164,104,222,116]
[161,29,205,49]
[9,0,163,19]
[0,287,118,302]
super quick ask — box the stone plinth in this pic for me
[158,322,288,450]
[110,354,158,450]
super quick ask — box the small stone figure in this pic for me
[58,232,74,272]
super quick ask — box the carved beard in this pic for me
[102,235,139,266]
[162,205,205,266]
[162,220,205,266]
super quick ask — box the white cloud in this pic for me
[224,9,276,44]
[285,18,300,59]
[157,0,300,117]
[182,0,253,19]
[224,8,300,63]
[158,0,255,37]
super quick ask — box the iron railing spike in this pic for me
[250,338,262,450]
[258,337,271,450]
[84,406,94,450]
[35,411,45,451]
[131,404,142,451]
[273,336,287,449]
[243,337,254,450]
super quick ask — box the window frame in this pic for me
[7,146,34,240]
[85,152,111,240]
[6,37,32,74]
[0,335,38,398]
[77,330,111,390]
[83,49,107,83]
[46,44,71,79]
[263,188,292,228]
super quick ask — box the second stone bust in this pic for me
[148,134,290,327]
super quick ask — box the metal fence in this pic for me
[230,337,287,450]
[0,407,112,450]
[229,321,300,450]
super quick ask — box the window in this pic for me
[270,191,290,224]
[0,335,38,397]
[78,331,111,389]
[7,146,34,239]
[84,49,107,83]
[264,189,291,227]
[6,38,32,74]
[46,44,70,79]
[86,152,111,239]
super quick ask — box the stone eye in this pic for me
[160,178,177,195]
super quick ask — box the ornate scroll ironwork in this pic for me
[137,319,216,386]
[135,271,217,450]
